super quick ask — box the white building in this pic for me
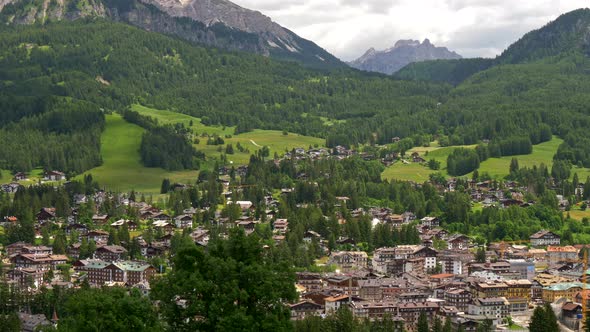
[468,297,509,325]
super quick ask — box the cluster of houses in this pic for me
[1,170,67,194]
[289,225,590,331]
[2,166,590,331]
[0,187,296,292]
[444,178,577,211]
[2,239,157,290]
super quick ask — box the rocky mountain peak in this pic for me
[0,0,344,69]
[140,0,278,35]
[137,0,343,67]
[394,39,420,48]
[349,38,462,75]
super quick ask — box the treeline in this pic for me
[122,110,203,171]
[439,54,590,167]
[0,229,299,331]
[447,136,537,176]
[0,268,161,332]
[151,229,297,331]
[140,127,201,171]
[230,154,577,246]
[396,9,590,85]
[1,19,588,158]
[0,97,104,173]
[293,307,406,332]
[556,128,590,167]
[447,148,480,176]
[488,136,535,157]
[0,175,102,246]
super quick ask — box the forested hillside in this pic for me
[2,9,590,175]
[396,8,590,84]
[0,96,104,174]
[0,19,448,173]
[439,53,590,167]
[0,0,345,70]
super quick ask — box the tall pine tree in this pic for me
[417,312,429,332]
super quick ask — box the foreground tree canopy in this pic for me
[151,229,297,331]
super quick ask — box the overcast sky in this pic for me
[231,0,589,61]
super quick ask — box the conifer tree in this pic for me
[52,232,67,255]
[443,318,452,332]
[543,303,558,332]
[417,312,429,332]
[433,316,443,332]
[529,305,547,332]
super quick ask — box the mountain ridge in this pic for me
[0,0,344,69]
[396,7,590,84]
[349,39,462,75]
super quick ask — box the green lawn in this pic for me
[508,324,525,330]
[1,168,64,186]
[77,114,199,194]
[131,104,233,137]
[382,144,476,182]
[473,137,563,179]
[133,104,325,166]
[567,209,590,221]
[571,166,590,182]
[383,137,564,182]
[301,112,345,126]
[229,130,324,161]
[0,169,11,184]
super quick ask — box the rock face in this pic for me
[141,0,289,36]
[0,0,343,69]
[349,39,462,75]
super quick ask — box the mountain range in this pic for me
[396,8,590,84]
[0,0,343,69]
[349,39,462,75]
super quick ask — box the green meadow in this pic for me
[0,169,12,184]
[473,137,563,178]
[133,105,325,166]
[382,144,477,182]
[78,114,199,194]
[1,168,64,186]
[567,209,590,221]
[131,104,233,136]
[382,137,569,182]
[571,167,590,182]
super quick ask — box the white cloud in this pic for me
[231,0,589,61]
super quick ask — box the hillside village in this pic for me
[1,1,590,331]
[1,152,589,331]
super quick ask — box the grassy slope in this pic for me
[473,137,563,178]
[572,167,590,182]
[131,104,233,137]
[567,209,590,221]
[382,137,569,183]
[78,114,199,194]
[1,168,66,186]
[132,105,325,166]
[382,144,477,182]
[0,169,13,184]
